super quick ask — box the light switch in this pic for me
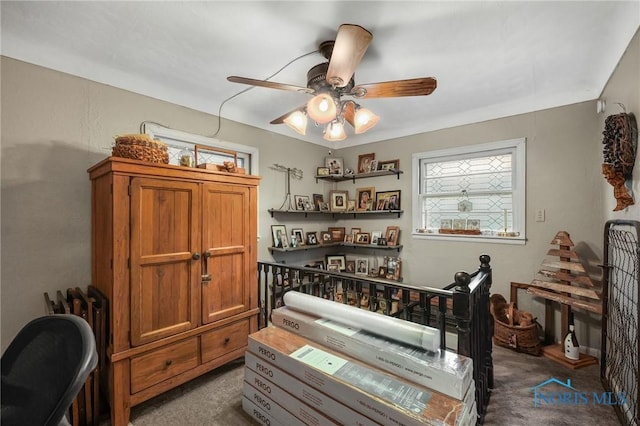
[535,208,545,222]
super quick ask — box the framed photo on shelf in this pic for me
[328,227,346,242]
[350,227,361,237]
[453,218,466,230]
[319,202,330,211]
[466,219,481,230]
[317,167,330,176]
[386,257,402,281]
[370,159,378,172]
[344,234,354,243]
[346,199,356,212]
[378,159,400,171]
[312,194,324,211]
[345,260,356,273]
[355,258,369,275]
[357,153,376,173]
[294,195,310,211]
[385,226,400,247]
[325,157,344,176]
[355,232,371,244]
[326,254,346,271]
[375,190,401,210]
[329,190,349,211]
[320,231,333,244]
[327,263,340,272]
[371,231,382,244]
[292,228,305,246]
[440,219,453,230]
[356,187,375,211]
[271,225,288,248]
[306,231,318,245]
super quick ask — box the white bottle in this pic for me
[564,313,580,360]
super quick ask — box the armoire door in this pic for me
[130,177,201,346]
[201,182,252,324]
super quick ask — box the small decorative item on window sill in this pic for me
[457,190,473,212]
[194,144,246,174]
[601,107,637,211]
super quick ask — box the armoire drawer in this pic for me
[201,319,249,363]
[130,337,199,394]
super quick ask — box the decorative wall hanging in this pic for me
[602,111,637,211]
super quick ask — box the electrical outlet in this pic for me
[535,208,545,222]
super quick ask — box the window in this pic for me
[143,122,259,175]
[412,138,526,244]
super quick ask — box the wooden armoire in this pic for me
[88,157,260,426]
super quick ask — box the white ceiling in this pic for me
[2,1,639,148]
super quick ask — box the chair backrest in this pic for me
[1,314,98,426]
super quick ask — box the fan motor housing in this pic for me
[307,62,354,94]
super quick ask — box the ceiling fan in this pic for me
[227,24,437,141]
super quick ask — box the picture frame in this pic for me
[344,234,354,243]
[312,194,324,211]
[350,227,361,236]
[377,237,387,246]
[289,234,299,248]
[325,157,344,176]
[294,194,310,211]
[327,263,340,272]
[453,218,466,230]
[370,159,379,172]
[355,258,369,275]
[357,153,376,174]
[292,228,305,246]
[326,254,346,271]
[378,159,400,171]
[320,231,333,244]
[466,219,481,230]
[306,231,318,245]
[355,232,371,244]
[386,257,402,281]
[346,199,356,212]
[371,231,382,244]
[329,190,349,211]
[385,226,400,247]
[316,167,330,176]
[328,227,346,242]
[319,202,330,211]
[440,218,453,230]
[356,187,375,211]
[345,260,356,273]
[271,225,288,248]
[375,190,401,211]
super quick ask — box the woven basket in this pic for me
[491,299,542,356]
[112,134,169,164]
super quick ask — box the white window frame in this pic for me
[143,122,260,176]
[412,137,526,245]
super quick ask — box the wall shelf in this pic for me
[268,209,403,219]
[268,243,403,253]
[315,169,403,183]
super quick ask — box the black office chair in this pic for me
[1,314,98,426]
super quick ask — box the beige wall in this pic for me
[2,29,637,351]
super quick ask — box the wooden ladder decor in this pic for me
[526,231,601,369]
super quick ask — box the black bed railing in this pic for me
[256,254,493,423]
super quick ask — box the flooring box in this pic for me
[271,306,474,400]
[243,379,339,426]
[248,326,471,426]
[242,395,284,426]
[245,355,379,426]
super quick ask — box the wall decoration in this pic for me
[325,157,344,175]
[601,111,637,211]
[357,153,376,173]
[329,190,349,211]
[356,187,375,211]
[375,190,400,210]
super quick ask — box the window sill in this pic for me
[412,232,526,245]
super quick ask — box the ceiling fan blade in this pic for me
[227,76,314,94]
[350,77,437,98]
[326,24,372,88]
[270,106,305,125]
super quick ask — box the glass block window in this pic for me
[412,138,526,242]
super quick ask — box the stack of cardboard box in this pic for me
[242,306,477,425]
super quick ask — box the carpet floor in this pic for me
[111,345,621,425]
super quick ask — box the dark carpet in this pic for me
[116,345,619,425]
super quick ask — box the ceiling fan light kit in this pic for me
[228,23,437,141]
